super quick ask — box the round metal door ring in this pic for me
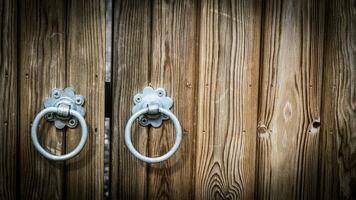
[31,107,88,161]
[31,88,87,161]
[125,106,182,163]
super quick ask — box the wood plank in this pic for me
[195,0,261,199]
[19,0,66,199]
[256,0,325,199]
[319,0,356,199]
[65,0,105,199]
[110,0,151,199]
[148,0,197,199]
[0,0,17,199]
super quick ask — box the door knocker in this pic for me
[31,87,88,161]
[125,86,182,163]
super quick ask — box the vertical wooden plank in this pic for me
[111,0,151,199]
[19,0,66,199]
[0,0,17,199]
[319,0,356,199]
[195,0,261,199]
[65,0,105,199]
[148,0,197,199]
[256,0,325,199]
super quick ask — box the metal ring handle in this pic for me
[125,107,182,163]
[31,107,88,161]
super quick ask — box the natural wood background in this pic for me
[1,0,356,199]
[320,0,356,199]
[0,0,105,199]
[0,0,17,199]
[256,0,325,199]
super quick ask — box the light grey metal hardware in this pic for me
[125,86,182,163]
[44,88,85,129]
[31,88,88,161]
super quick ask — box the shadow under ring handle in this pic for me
[125,107,182,163]
[31,107,88,161]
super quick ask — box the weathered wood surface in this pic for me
[65,0,105,199]
[111,0,151,199]
[195,0,261,199]
[148,0,197,199]
[19,0,66,199]
[319,0,356,199]
[256,0,325,199]
[112,0,198,199]
[0,0,17,199]
[18,0,105,199]
[1,0,356,199]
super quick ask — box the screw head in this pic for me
[134,94,142,104]
[68,119,77,128]
[75,95,84,105]
[156,88,166,97]
[52,89,61,99]
[45,113,54,120]
[139,116,148,126]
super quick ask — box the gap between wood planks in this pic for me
[104,0,113,198]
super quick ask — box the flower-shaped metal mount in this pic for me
[44,87,85,129]
[132,86,173,127]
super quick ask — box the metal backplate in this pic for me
[44,87,85,129]
[132,86,173,127]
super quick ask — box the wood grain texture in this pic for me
[319,0,356,199]
[256,0,325,199]
[66,0,105,199]
[111,0,151,199]
[195,0,261,199]
[9,0,356,199]
[0,0,17,199]
[19,0,66,199]
[148,0,197,199]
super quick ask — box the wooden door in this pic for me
[1,0,105,199]
[1,0,356,199]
